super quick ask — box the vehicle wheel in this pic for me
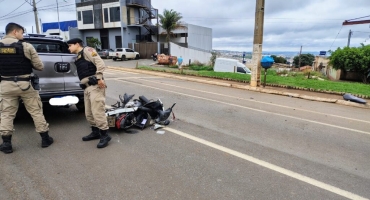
[121,55,126,61]
[135,55,140,60]
[76,101,85,112]
[113,58,117,61]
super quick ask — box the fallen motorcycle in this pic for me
[151,53,158,61]
[105,93,176,130]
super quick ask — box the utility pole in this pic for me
[32,0,40,33]
[347,29,352,47]
[298,45,302,69]
[250,0,265,87]
[56,0,61,36]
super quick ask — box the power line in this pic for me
[0,10,33,21]
[347,15,370,21]
[0,2,27,18]
[0,3,75,20]
[329,25,343,50]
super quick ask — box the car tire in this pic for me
[113,58,117,61]
[76,101,85,112]
[135,55,140,60]
[121,55,126,61]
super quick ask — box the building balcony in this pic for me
[126,0,151,8]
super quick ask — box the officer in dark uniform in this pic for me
[0,22,53,154]
[66,38,111,148]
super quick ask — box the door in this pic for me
[125,48,135,59]
[115,36,122,48]
[100,37,109,49]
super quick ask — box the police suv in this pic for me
[22,34,84,111]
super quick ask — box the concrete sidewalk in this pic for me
[108,66,370,109]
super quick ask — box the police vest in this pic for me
[74,48,97,80]
[0,41,33,76]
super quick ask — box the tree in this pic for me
[329,44,370,83]
[293,53,315,67]
[158,9,187,43]
[271,55,287,64]
[209,51,220,67]
[86,37,101,50]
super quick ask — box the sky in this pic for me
[0,0,369,53]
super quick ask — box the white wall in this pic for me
[187,24,212,52]
[170,42,212,65]
[43,29,70,40]
[157,24,212,52]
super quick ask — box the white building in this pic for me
[41,20,78,40]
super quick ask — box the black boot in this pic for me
[97,129,111,148]
[0,135,13,154]
[82,127,100,141]
[40,132,54,148]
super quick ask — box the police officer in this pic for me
[0,22,53,154]
[66,38,111,148]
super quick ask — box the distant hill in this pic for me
[214,50,329,58]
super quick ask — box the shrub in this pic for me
[189,65,213,71]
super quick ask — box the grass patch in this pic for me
[189,65,213,71]
[137,66,370,97]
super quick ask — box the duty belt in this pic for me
[1,76,30,82]
[79,82,91,90]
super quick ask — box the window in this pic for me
[77,11,81,21]
[26,41,67,53]
[125,49,134,52]
[104,8,109,23]
[109,7,120,22]
[82,10,93,24]
[86,37,93,47]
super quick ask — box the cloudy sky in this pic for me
[1,0,369,52]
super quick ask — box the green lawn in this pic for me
[137,66,370,97]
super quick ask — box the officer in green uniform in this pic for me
[0,23,53,154]
[66,38,111,148]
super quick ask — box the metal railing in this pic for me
[126,0,151,8]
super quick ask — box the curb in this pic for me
[108,66,370,109]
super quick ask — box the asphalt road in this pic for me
[0,64,369,200]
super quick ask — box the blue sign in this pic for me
[319,51,326,55]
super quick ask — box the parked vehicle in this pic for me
[151,53,157,61]
[109,48,140,61]
[214,58,251,74]
[98,49,114,59]
[22,33,85,111]
[106,93,176,130]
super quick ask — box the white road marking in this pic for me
[105,69,369,124]
[114,79,370,135]
[164,127,368,200]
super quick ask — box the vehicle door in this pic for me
[125,48,135,59]
[236,67,246,74]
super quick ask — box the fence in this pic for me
[128,42,158,59]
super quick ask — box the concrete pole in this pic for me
[56,0,61,36]
[33,0,40,34]
[250,0,265,87]
[298,45,302,69]
[120,0,125,48]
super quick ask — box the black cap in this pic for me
[66,38,83,44]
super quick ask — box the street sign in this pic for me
[319,51,326,55]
